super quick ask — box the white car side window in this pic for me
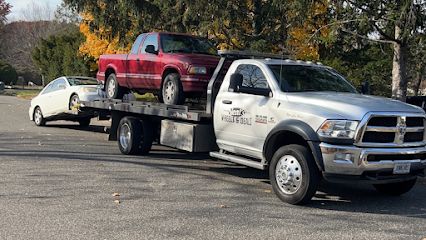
[41,83,54,95]
[51,79,67,92]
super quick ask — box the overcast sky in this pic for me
[7,0,62,21]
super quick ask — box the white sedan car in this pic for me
[29,76,102,127]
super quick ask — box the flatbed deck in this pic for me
[81,98,212,122]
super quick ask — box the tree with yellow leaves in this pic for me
[78,13,131,71]
[287,0,330,60]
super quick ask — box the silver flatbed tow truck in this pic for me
[82,51,426,205]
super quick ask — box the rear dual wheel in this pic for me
[117,117,154,155]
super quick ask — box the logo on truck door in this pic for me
[221,108,252,125]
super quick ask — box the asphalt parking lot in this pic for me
[0,95,425,240]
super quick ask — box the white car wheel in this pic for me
[34,107,46,126]
[70,95,80,110]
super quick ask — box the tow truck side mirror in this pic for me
[360,81,370,95]
[145,45,158,55]
[229,73,243,92]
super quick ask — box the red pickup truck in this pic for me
[96,32,220,105]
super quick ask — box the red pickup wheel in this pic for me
[162,73,185,105]
[106,73,126,99]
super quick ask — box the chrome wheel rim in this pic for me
[275,155,303,195]
[34,109,42,125]
[164,80,175,103]
[107,78,116,98]
[119,123,131,150]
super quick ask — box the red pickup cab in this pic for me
[96,32,220,105]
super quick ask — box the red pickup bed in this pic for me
[97,32,220,105]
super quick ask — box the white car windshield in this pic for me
[67,77,98,86]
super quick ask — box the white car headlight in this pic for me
[317,120,359,139]
[188,66,207,75]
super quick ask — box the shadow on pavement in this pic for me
[1,131,425,219]
[44,124,107,134]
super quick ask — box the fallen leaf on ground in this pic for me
[264,189,272,193]
[219,204,228,208]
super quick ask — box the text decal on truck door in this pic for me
[255,115,268,124]
[221,108,252,125]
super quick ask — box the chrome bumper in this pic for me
[320,143,426,175]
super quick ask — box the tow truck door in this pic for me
[214,64,272,158]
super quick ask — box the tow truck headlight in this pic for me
[188,66,207,75]
[317,120,359,139]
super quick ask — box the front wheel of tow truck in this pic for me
[373,178,417,196]
[117,116,154,155]
[269,144,320,205]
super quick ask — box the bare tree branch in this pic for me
[341,28,397,44]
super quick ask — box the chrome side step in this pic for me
[210,151,266,170]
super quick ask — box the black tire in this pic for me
[106,73,126,99]
[69,94,80,110]
[139,120,154,154]
[117,117,154,155]
[78,117,91,127]
[269,144,320,205]
[373,179,417,196]
[161,73,184,105]
[33,107,46,126]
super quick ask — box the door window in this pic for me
[41,83,54,95]
[130,34,146,54]
[140,34,159,54]
[50,79,67,92]
[235,64,269,90]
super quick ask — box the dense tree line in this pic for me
[2,0,425,98]
[62,0,425,99]
[0,1,78,85]
[32,27,94,82]
[0,0,15,85]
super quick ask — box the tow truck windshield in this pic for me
[269,64,357,93]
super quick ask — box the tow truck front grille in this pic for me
[363,132,394,143]
[357,114,426,147]
[367,153,426,162]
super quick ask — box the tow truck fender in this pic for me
[263,120,324,171]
